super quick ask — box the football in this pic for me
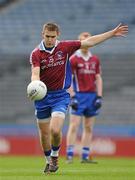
[27,80,47,101]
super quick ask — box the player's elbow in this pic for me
[81,40,94,48]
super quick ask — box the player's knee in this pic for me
[51,128,61,143]
[85,126,93,133]
[41,134,50,142]
[40,129,50,139]
[69,123,78,133]
[50,127,60,137]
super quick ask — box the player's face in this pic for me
[79,33,91,52]
[42,29,58,48]
[79,33,91,42]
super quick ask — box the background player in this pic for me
[66,32,102,163]
[29,22,128,173]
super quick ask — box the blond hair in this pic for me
[42,22,60,33]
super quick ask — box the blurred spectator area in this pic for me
[0,0,135,126]
[0,0,135,54]
[0,0,18,8]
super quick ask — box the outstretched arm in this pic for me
[81,23,128,48]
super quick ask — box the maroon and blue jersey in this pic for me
[30,40,81,91]
[70,50,101,92]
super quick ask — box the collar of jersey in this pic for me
[75,49,92,61]
[39,40,60,54]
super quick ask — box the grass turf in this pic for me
[0,156,135,180]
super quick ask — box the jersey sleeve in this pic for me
[63,40,81,57]
[94,55,101,74]
[29,50,40,68]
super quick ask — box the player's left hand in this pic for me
[113,23,128,37]
[70,96,78,110]
[94,96,102,110]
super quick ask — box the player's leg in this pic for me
[81,116,97,163]
[37,118,51,173]
[49,112,65,172]
[80,92,99,163]
[66,114,81,162]
[48,90,70,172]
[36,106,52,173]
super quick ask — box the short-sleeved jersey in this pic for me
[70,50,101,92]
[30,40,81,91]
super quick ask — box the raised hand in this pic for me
[112,23,128,37]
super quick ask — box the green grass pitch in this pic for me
[0,156,135,180]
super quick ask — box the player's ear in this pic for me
[41,31,44,38]
[57,31,60,37]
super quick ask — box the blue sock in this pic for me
[51,145,60,157]
[52,145,60,151]
[82,147,90,160]
[44,149,51,156]
[44,149,51,164]
[67,145,74,159]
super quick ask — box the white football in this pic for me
[27,80,47,101]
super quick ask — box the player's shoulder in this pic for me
[91,54,100,62]
[60,40,81,47]
[60,40,80,43]
[70,50,79,60]
[31,46,40,55]
[59,40,70,45]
